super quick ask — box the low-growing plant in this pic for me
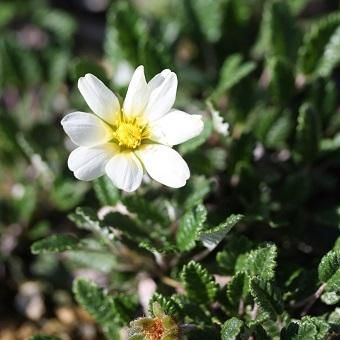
[0,0,339,339]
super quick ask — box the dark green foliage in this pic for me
[1,0,339,338]
[295,103,321,162]
[93,176,120,206]
[73,278,136,339]
[31,234,80,254]
[181,261,218,304]
[200,214,243,250]
[235,244,277,281]
[221,317,243,340]
[250,278,283,320]
[299,12,340,74]
[227,272,249,306]
[269,57,295,105]
[260,0,300,62]
[318,250,340,293]
[212,54,256,99]
[176,204,207,251]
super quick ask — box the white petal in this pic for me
[61,112,113,147]
[150,109,204,145]
[78,74,120,124]
[105,152,143,192]
[144,71,177,121]
[147,69,171,92]
[68,144,117,181]
[123,65,149,117]
[137,145,189,188]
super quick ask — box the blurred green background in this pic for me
[0,0,340,339]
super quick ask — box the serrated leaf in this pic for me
[280,320,300,340]
[269,57,295,104]
[216,235,254,274]
[250,278,282,320]
[295,103,321,162]
[318,26,340,77]
[181,261,218,304]
[260,1,300,62]
[212,54,256,99]
[227,272,249,306]
[149,293,181,317]
[69,207,117,243]
[67,250,117,273]
[93,176,120,206]
[299,12,340,74]
[73,278,135,339]
[31,234,80,254]
[266,109,293,149]
[123,195,167,226]
[292,316,330,340]
[176,204,207,251]
[235,244,278,281]
[139,240,177,254]
[221,317,243,340]
[321,291,340,305]
[200,214,243,250]
[318,250,340,290]
[189,0,225,43]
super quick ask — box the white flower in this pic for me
[61,66,204,192]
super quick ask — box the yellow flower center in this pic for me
[114,116,149,150]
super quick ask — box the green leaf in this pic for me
[73,278,117,324]
[266,109,293,149]
[280,320,300,340]
[318,250,340,291]
[299,12,340,74]
[73,278,135,339]
[149,293,181,317]
[221,317,244,340]
[235,244,278,281]
[123,195,167,226]
[250,278,282,320]
[181,261,218,304]
[31,234,80,254]
[176,204,207,251]
[67,249,117,273]
[295,103,321,162]
[292,316,330,340]
[260,1,300,62]
[216,235,253,274]
[200,214,244,250]
[189,0,225,43]
[318,26,340,77]
[69,207,118,248]
[227,272,249,306]
[93,176,120,206]
[269,57,295,105]
[321,291,340,305]
[212,54,256,99]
